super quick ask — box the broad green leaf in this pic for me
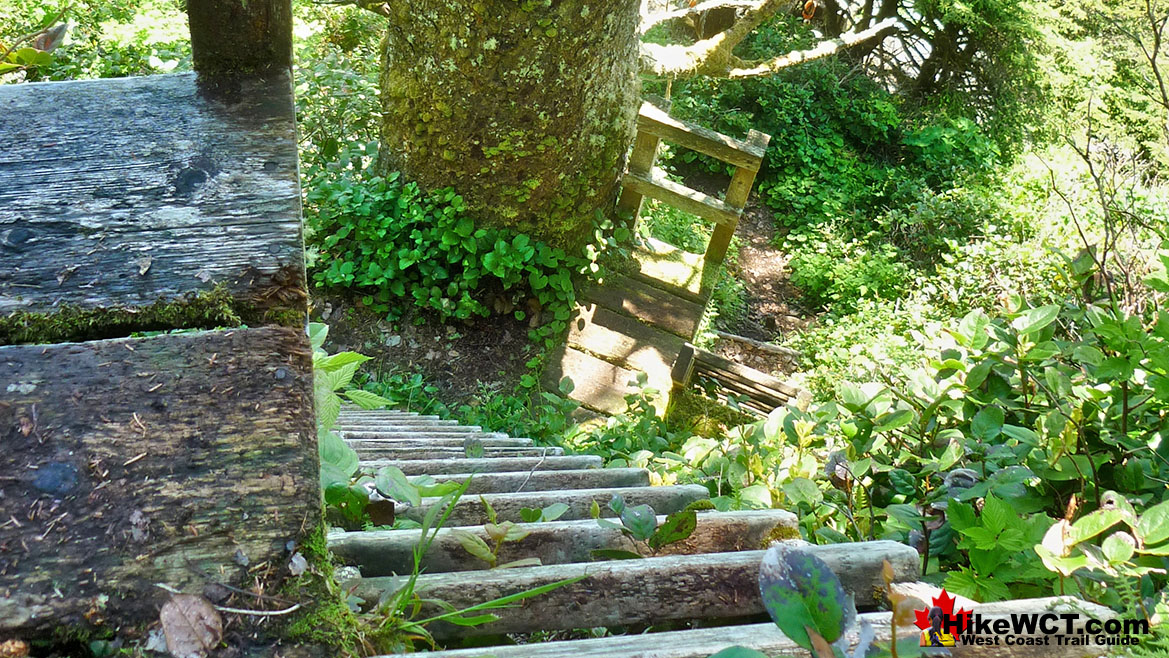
[1136,500,1169,546]
[1102,532,1136,564]
[783,478,822,508]
[520,507,543,523]
[451,529,494,565]
[308,322,329,350]
[541,502,570,522]
[875,409,915,432]
[320,351,372,370]
[319,429,359,478]
[758,544,855,650]
[1011,304,1060,336]
[375,466,421,507]
[590,499,601,519]
[1068,509,1124,545]
[620,504,658,541]
[955,309,990,349]
[649,510,697,551]
[970,405,1004,441]
[739,484,773,509]
[609,493,626,516]
[343,389,393,409]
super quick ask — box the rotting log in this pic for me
[0,72,304,344]
[0,327,318,632]
[402,484,711,525]
[371,597,1114,658]
[353,540,919,637]
[331,509,796,575]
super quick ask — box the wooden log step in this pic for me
[426,467,651,494]
[567,304,682,393]
[582,272,705,339]
[541,345,646,416]
[401,484,710,526]
[353,541,918,638]
[354,446,564,460]
[339,428,499,438]
[372,596,1113,658]
[0,73,304,326]
[635,101,766,172]
[362,455,603,475]
[344,438,536,450]
[630,236,706,303]
[330,509,795,575]
[623,167,740,228]
[336,410,442,420]
[334,423,468,433]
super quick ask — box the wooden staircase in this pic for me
[542,103,774,416]
[328,407,1115,657]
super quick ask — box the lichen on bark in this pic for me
[379,0,641,249]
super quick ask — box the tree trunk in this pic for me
[378,0,641,249]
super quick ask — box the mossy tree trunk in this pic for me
[378,0,641,249]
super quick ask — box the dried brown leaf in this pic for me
[160,594,222,658]
[0,639,30,658]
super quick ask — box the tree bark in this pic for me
[378,1,641,249]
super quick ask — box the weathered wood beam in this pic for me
[0,73,304,344]
[187,0,293,74]
[331,509,796,575]
[353,446,564,460]
[344,437,535,448]
[424,468,652,494]
[372,596,1114,657]
[361,455,603,475]
[582,273,705,339]
[623,168,741,227]
[0,327,317,632]
[636,102,766,171]
[354,541,919,637]
[402,484,711,526]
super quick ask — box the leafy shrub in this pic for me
[786,227,911,312]
[307,172,606,343]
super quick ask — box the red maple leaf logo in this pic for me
[913,589,971,633]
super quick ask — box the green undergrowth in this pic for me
[0,284,303,345]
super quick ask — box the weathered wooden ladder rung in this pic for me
[618,100,771,272]
[671,342,803,417]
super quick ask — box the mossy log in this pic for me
[0,327,319,633]
[0,72,304,345]
[378,0,641,248]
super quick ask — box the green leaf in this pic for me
[783,478,822,508]
[343,389,393,409]
[1136,500,1169,546]
[496,557,543,569]
[519,507,543,523]
[608,493,626,516]
[970,405,1004,441]
[620,504,658,541]
[451,529,495,566]
[319,429,359,478]
[875,409,915,432]
[956,310,990,350]
[308,323,329,350]
[1068,509,1124,546]
[649,510,697,551]
[758,544,855,650]
[590,548,645,560]
[1102,532,1136,564]
[375,466,421,507]
[590,499,601,519]
[1011,304,1060,336]
[541,502,570,522]
[320,351,372,370]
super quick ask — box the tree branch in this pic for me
[639,0,788,78]
[311,0,390,18]
[640,0,762,34]
[725,16,898,77]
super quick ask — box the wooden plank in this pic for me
[373,597,1114,658]
[339,427,495,437]
[693,345,802,397]
[568,304,682,389]
[353,446,563,460]
[332,509,796,575]
[636,102,766,172]
[615,130,663,227]
[362,455,603,475]
[542,345,643,415]
[424,468,651,494]
[401,484,711,526]
[354,541,919,638]
[0,73,304,337]
[623,168,741,228]
[583,273,704,339]
[343,437,535,448]
[630,237,706,303]
[187,0,293,74]
[0,326,317,632]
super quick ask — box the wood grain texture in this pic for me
[361,455,604,476]
[188,0,293,74]
[0,327,318,632]
[402,484,711,526]
[623,168,741,227]
[355,540,919,638]
[371,598,1113,658]
[582,273,705,339]
[332,509,796,576]
[0,72,304,321]
[567,303,682,392]
[541,345,644,415]
[424,467,652,495]
[637,102,766,171]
